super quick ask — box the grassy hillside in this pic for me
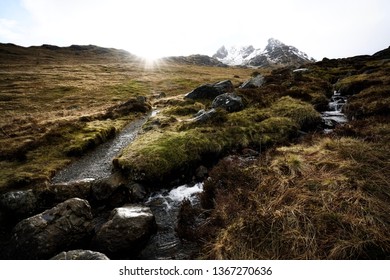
[180,49,390,259]
[0,44,253,190]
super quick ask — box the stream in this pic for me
[51,111,202,259]
[321,91,348,132]
[139,183,203,259]
[52,114,151,184]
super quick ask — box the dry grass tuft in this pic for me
[199,136,390,259]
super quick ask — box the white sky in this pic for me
[0,0,389,60]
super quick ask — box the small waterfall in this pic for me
[138,183,203,259]
[321,91,348,133]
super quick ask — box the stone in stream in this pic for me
[9,198,93,259]
[51,249,109,260]
[92,205,157,258]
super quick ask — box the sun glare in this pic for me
[140,57,164,70]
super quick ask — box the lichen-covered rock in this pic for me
[51,249,109,260]
[10,198,93,259]
[93,205,156,257]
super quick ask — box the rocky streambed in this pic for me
[0,112,204,260]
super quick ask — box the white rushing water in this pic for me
[321,91,348,132]
[140,183,204,259]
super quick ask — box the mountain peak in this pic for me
[213,38,314,67]
[267,38,284,47]
[212,45,256,65]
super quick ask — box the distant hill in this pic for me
[0,43,136,64]
[162,54,227,67]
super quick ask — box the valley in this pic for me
[0,43,389,260]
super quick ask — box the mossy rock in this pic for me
[268,96,322,131]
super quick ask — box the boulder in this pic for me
[91,172,126,202]
[0,180,94,220]
[51,249,109,260]
[128,183,147,202]
[43,179,93,204]
[212,92,244,112]
[10,198,93,259]
[191,109,216,123]
[91,173,147,206]
[93,205,156,257]
[239,74,265,89]
[0,189,38,218]
[185,80,234,100]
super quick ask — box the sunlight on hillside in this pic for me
[139,57,165,71]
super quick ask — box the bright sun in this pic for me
[125,44,166,70]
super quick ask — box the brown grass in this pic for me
[198,135,390,259]
[0,51,254,191]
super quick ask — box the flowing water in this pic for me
[52,113,150,184]
[139,183,203,259]
[51,110,202,259]
[321,91,348,133]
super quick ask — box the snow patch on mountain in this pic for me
[213,38,314,67]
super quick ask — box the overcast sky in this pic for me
[0,0,389,60]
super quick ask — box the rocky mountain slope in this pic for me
[213,38,315,67]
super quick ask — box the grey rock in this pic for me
[240,74,265,89]
[195,165,208,181]
[91,172,126,201]
[128,183,147,202]
[93,205,156,257]
[10,198,93,259]
[45,179,93,203]
[212,92,244,112]
[0,189,38,218]
[51,249,109,260]
[191,109,216,123]
[185,80,234,100]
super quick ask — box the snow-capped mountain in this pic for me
[213,38,315,67]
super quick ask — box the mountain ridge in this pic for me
[213,38,315,67]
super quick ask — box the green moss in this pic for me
[115,113,298,183]
[268,96,321,130]
[114,129,224,182]
[335,74,383,95]
[64,120,122,156]
[0,117,132,190]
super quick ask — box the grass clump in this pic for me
[267,96,321,131]
[344,85,390,119]
[113,129,224,183]
[198,136,390,259]
[114,110,300,185]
